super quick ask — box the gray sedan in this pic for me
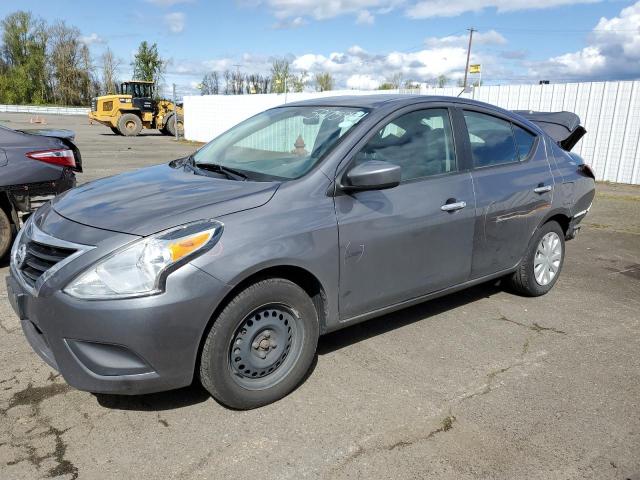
[0,124,82,259]
[6,96,595,409]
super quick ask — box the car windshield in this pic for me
[192,106,369,180]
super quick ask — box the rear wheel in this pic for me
[508,220,565,296]
[199,278,319,410]
[0,208,12,260]
[117,113,142,137]
[165,114,184,137]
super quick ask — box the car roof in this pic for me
[283,94,492,110]
[281,94,544,136]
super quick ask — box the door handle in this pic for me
[533,185,552,194]
[441,201,466,212]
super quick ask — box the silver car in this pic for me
[6,96,595,409]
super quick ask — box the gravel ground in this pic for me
[0,113,639,480]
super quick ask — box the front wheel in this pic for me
[199,279,319,409]
[508,220,565,296]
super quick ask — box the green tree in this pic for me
[270,58,290,93]
[437,74,448,88]
[0,11,48,104]
[131,41,164,86]
[314,72,334,92]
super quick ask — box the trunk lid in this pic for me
[18,128,83,172]
[513,111,586,151]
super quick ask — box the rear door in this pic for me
[335,105,476,320]
[457,107,554,278]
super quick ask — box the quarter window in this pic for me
[354,109,457,181]
[463,111,517,167]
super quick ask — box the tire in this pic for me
[508,220,565,297]
[0,208,12,260]
[117,113,142,137]
[200,278,319,410]
[165,114,184,137]
[110,126,121,135]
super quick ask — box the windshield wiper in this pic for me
[189,156,248,181]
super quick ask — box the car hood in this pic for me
[52,162,279,236]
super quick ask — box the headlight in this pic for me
[64,219,223,300]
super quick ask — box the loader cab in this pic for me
[118,81,155,112]
[117,81,155,99]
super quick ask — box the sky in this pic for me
[2,0,639,95]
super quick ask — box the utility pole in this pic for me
[172,83,178,141]
[462,27,476,91]
[232,64,242,94]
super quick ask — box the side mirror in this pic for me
[342,160,401,192]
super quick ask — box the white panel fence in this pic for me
[0,104,90,116]
[182,80,640,185]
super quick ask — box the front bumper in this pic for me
[6,208,232,395]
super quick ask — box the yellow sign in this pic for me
[469,64,481,74]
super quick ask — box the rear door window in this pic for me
[463,111,517,168]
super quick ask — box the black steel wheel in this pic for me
[229,304,302,389]
[199,278,319,409]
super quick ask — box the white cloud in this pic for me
[346,74,380,89]
[529,1,640,80]
[146,0,193,6]
[425,30,506,48]
[164,12,186,33]
[80,33,105,46]
[272,16,308,29]
[245,0,598,22]
[406,0,598,18]
[356,10,375,24]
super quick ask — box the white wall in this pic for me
[184,81,640,185]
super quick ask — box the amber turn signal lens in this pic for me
[168,232,212,261]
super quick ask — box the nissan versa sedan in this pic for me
[6,96,595,409]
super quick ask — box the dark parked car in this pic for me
[6,96,595,409]
[0,124,82,259]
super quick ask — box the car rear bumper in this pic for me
[6,264,231,395]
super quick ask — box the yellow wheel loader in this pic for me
[89,81,184,137]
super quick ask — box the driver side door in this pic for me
[334,106,476,320]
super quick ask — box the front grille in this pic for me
[19,240,76,288]
[103,100,113,111]
[91,98,97,112]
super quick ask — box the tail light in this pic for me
[26,149,76,168]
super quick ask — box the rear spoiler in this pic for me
[513,110,586,151]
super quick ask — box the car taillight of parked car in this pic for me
[26,149,76,168]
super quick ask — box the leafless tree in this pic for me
[101,47,120,94]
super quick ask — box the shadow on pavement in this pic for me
[94,384,211,411]
[317,280,502,355]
